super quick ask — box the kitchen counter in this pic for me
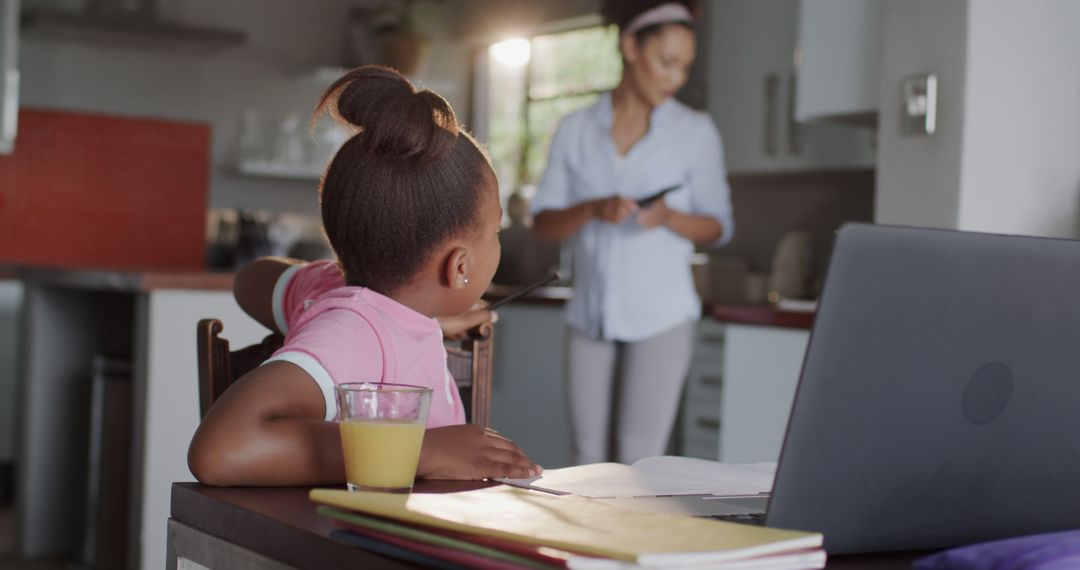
[484,284,815,330]
[706,302,815,330]
[12,265,261,568]
[484,282,572,307]
[13,270,815,334]
[16,266,234,292]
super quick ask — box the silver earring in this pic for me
[464,277,470,284]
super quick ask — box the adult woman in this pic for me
[531,0,733,465]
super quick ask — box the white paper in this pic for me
[632,456,776,492]
[497,457,776,499]
[568,549,825,570]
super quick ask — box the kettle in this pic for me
[768,231,814,301]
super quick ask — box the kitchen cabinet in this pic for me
[720,323,809,462]
[702,0,875,173]
[0,279,18,467]
[15,269,262,570]
[491,303,572,468]
[795,0,881,124]
[679,319,726,460]
[0,0,18,155]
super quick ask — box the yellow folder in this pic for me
[310,485,822,566]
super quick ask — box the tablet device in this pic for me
[636,185,679,207]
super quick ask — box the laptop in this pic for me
[710,223,1080,554]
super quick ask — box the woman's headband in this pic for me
[622,3,694,38]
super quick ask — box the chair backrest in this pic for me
[195,319,283,418]
[195,318,494,427]
[444,323,494,428]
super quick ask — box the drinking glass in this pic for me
[335,382,432,492]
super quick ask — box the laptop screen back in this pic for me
[766,224,1080,554]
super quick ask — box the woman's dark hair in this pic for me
[601,0,697,43]
[313,65,493,294]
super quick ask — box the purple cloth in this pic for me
[915,530,1080,570]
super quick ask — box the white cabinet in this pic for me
[702,0,875,173]
[16,281,266,568]
[720,324,809,463]
[0,0,19,154]
[490,304,572,469]
[795,0,881,123]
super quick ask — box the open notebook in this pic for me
[311,485,823,569]
[496,456,776,499]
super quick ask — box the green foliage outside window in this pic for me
[486,24,622,198]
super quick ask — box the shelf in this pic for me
[303,65,457,96]
[235,160,322,181]
[305,66,348,85]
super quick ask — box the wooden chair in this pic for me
[444,323,494,428]
[196,319,494,427]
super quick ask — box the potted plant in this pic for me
[348,0,435,76]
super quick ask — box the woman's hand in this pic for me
[437,303,496,341]
[416,424,542,480]
[592,196,639,224]
[636,197,671,229]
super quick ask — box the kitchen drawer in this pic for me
[684,367,723,408]
[693,320,726,366]
[681,433,720,461]
[681,398,722,444]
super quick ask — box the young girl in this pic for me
[188,66,541,486]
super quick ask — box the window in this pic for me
[483,24,623,202]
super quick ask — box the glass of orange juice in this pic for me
[335,382,432,492]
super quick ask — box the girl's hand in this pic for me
[636,197,670,229]
[417,424,542,480]
[592,196,639,224]
[437,302,496,341]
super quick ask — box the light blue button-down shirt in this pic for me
[532,93,734,342]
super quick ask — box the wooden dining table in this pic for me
[168,481,926,569]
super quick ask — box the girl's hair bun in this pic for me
[314,65,459,163]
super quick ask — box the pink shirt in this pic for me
[263,260,466,427]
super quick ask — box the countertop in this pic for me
[11,265,235,292]
[6,268,815,330]
[486,284,815,330]
[483,282,573,307]
[705,302,815,330]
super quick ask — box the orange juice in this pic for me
[339,419,426,491]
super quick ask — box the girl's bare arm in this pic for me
[188,362,541,487]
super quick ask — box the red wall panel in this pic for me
[2,108,209,270]
[0,150,14,260]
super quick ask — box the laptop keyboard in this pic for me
[707,512,766,526]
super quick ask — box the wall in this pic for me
[876,0,1080,238]
[875,0,969,229]
[20,0,472,215]
[451,0,601,39]
[956,0,1080,237]
[721,171,875,280]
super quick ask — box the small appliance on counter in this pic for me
[206,210,330,270]
[768,230,815,302]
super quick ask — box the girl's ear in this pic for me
[620,33,639,63]
[442,246,469,290]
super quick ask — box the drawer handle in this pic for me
[700,375,723,388]
[696,418,721,430]
[762,73,780,157]
[699,333,725,345]
[787,70,803,155]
